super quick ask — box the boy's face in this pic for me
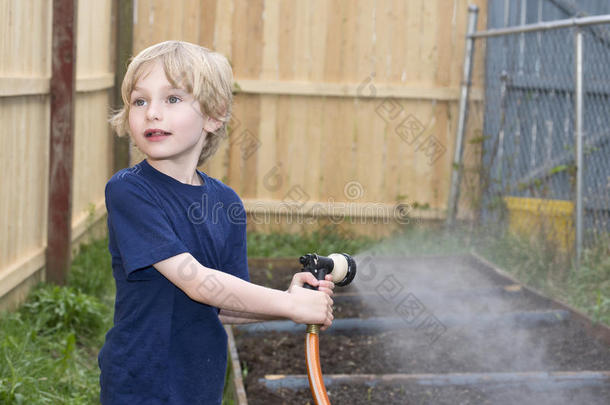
[128,60,219,164]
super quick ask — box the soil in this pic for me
[236,256,610,404]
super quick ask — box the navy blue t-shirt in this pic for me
[98,158,249,404]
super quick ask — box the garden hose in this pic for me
[300,253,357,405]
[305,323,330,405]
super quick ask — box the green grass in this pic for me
[0,237,113,404]
[476,229,610,326]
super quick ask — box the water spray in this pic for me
[300,253,357,405]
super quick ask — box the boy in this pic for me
[99,40,335,404]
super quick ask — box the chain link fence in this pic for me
[453,7,610,264]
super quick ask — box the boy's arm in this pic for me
[218,273,335,325]
[218,309,280,324]
[153,252,334,329]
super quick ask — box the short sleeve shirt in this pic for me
[98,159,249,404]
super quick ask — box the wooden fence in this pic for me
[131,0,487,235]
[0,0,115,309]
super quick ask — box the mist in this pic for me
[333,234,609,404]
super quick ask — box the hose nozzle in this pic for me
[300,253,357,288]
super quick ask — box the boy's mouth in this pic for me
[145,129,172,138]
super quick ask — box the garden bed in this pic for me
[233,255,610,404]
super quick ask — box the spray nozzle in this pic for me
[300,253,357,289]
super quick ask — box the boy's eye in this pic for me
[168,95,181,104]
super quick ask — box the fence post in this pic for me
[574,28,584,267]
[113,0,133,172]
[446,5,479,226]
[46,0,78,285]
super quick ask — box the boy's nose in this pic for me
[146,101,162,121]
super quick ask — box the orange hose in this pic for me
[305,327,331,405]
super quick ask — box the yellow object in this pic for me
[503,197,574,252]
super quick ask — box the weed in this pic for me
[475,226,610,326]
[0,237,112,403]
[22,284,107,339]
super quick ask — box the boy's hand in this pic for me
[287,273,334,330]
[289,272,335,296]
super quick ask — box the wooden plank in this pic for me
[308,0,328,82]
[71,199,107,249]
[231,0,263,79]
[0,199,106,306]
[255,95,278,200]
[241,94,260,199]
[73,91,112,223]
[0,100,8,265]
[341,0,359,83]
[432,101,451,208]
[302,97,322,202]
[355,0,374,82]
[260,0,279,80]
[76,73,115,92]
[404,0,419,82]
[287,96,307,200]
[213,0,234,58]
[277,0,295,80]
[0,77,49,97]
[0,74,116,96]
[420,0,439,84]
[261,371,610,390]
[46,0,77,285]
[0,247,46,299]
[322,1,343,83]
[182,0,200,44]
[435,0,456,87]
[273,95,291,201]
[241,199,443,221]
[198,0,217,47]
[225,326,249,405]
[234,79,483,101]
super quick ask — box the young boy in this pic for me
[99,40,335,404]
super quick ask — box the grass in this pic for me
[0,237,113,404]
[475,228,610,326]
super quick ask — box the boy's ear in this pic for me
[203,117,223,134]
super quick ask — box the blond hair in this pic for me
[110,40,233,165]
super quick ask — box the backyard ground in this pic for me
[1,225,608,404]
[235,247,610,404]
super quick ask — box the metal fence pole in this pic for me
[446,5,479,226]
[574,28,584,267]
